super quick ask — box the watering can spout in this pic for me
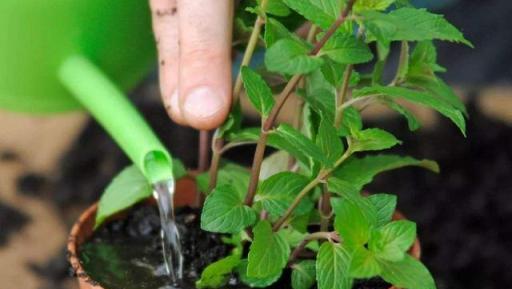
[59,55,173,184]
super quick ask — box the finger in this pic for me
[149,0,186,125]
[177,0,233,130]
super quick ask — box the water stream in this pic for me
[152,179,184,286]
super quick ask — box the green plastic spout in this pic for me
[58,55,173,184]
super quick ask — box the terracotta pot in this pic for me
[68,180,421,289]
[68,176,198,289]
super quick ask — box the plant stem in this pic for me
[306,24,318,43]
[273,148,353,231]
[289,231,339,263]
[334,65,354,128]
[288,95,304,169]
[334,27,364,128]
[208,0,269,191]
[391,41,409,85]
[232,0,268,103]
[208,137,224,192]
[198,130,210,172]
[245,0,358,206]
[244,130,269,206]
[339,93,379,111]
[319,183,332,232]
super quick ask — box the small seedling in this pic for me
[97,1,471,289]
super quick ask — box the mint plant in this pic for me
[197,0,470,288]
[95,0,471,289]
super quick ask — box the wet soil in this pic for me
[80,206,229,289]
[79,204,389,289]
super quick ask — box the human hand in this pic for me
[149,0,233,130]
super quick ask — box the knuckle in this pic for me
[149,0,178,17]
[181,45,226,66]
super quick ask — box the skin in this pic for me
[149,0,233,130]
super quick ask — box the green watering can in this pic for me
[0,0,175,183]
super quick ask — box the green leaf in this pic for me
[95,165,152,228]
[245,6,264,17]
[332,193,377,247]
[379,255,436,289]
[196,254,241,288]
[196,161,250,197]
[260,151,290,180]
[332,154,439,192]
[370,220,416,262]
[394,0,412,7]
[362,8,472,46]
[320,59,346,87]
[255,172,311,217]
[316,242,353,289]
[274,123,329,165]
[316,118,344,165]
[201,185,256,233]
[406,76,467,116]
[280,227,308,248]
[338,106,363,137]
[172,158,187,180]
[283,0,341,29]
[290,212,312,233]
[351,128,401,153]
[302,103,320,141]
[320,32,373,64]
[407,41,446,80]
[349,247,381,278]
[95,157,187,228]
[265,38,324,74]
[368,194,397,227]
[354,85,467,136]
[292,260,316,289]
[303,68,336,121]
[354,0,395,12]
[265,17,293,48]
[217,102,242,138]
[247,221,290,278]
[238,260,282,287]
[382,98,421,131]
[327,178,360,196]
[395,41,410,82]
[241,66,275,117]
[260,0,291,16]
[226,127,312,167]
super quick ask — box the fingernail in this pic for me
[164,89,187,125]
[183,86,224,119]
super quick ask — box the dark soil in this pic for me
[28,247,71,285]
[16,172,51,198]
[0,150,20,162]
[79,204,389,289]
[0,201,30,246]
[79,205,229,289]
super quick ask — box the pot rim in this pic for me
[68,183,421,289]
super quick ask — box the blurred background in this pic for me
[1,1,511,289]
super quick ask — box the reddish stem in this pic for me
[244,0,358,206]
